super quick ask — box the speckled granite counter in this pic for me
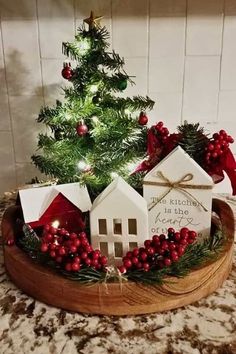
[0,192,236,354]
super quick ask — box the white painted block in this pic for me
[150,16,185,58]
[112,0,148,57]
[183,56,220,123]
[221,16,236,90]
[0,131,16,196]
[149,57,184,93]
[0,0,36,19]
[143,146,213,239]
[1,20,42,95]
[9,95,44,163]
[38,0,75,59]
[186,15,223,55]
[148,92,182,131]
[213,174,235,194]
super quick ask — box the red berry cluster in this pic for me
[153,121,170,144]
[205,130,234,164]
[119,227,197,274]
[40,224,107,272]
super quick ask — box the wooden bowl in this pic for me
[1,198,234,316]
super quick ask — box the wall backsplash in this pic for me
[0,0,235,196]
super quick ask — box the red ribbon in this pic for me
[209,149,236,195]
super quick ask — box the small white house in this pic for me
[90,177,149,263]
[143,146,214,239]
[19,183,92,231]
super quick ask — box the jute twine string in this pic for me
[144,171,212,212]
[102,265,127,294]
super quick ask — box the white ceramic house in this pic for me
[19,183,92,231]
[143,146,214,239]
[90,177,149,263]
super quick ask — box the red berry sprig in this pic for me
[119,227,197,274]
[154,121,170,144]
[40,225,107,272]
[205,129,234,164]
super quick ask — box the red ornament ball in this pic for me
[76,123,88,136]
[61,63,73,80]
[138,112,148,126]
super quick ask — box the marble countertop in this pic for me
[0,192,236,354]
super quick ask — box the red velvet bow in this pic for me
[209,149,236,195]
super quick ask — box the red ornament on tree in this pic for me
[76,122,88,136]
[61,63,73,80]
[138,112,148,126]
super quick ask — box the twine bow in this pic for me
[145,171,212,212]
[103,265,127,294]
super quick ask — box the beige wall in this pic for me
[0,0,236,196]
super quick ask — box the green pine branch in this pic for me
[177,121,209,164]
[101,95,155,112]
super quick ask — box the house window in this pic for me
[129,242,138,251]
[113,219,122,235]
[100,242,108,256]
[114,242,123,258]
[98,219,107,235]
[128,219,137,235]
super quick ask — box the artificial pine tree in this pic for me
[32,12,154,197]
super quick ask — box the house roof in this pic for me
[144,146,214,186]
[91,177,147,214]
[19,183,92,223]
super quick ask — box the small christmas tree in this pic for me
[32,12,154,197]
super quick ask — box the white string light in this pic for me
[127,162,137,172]
[110,172,119,179]
[124,108,131,115]
[77,38,90,55]
[91,116,99,124]
[52,220,60,228]
[90,84,98,93]
[77,160,87,170]
[64,113,71,121]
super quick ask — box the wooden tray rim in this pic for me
[1,198,235,315]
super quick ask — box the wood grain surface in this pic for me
[1,198,234,316]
